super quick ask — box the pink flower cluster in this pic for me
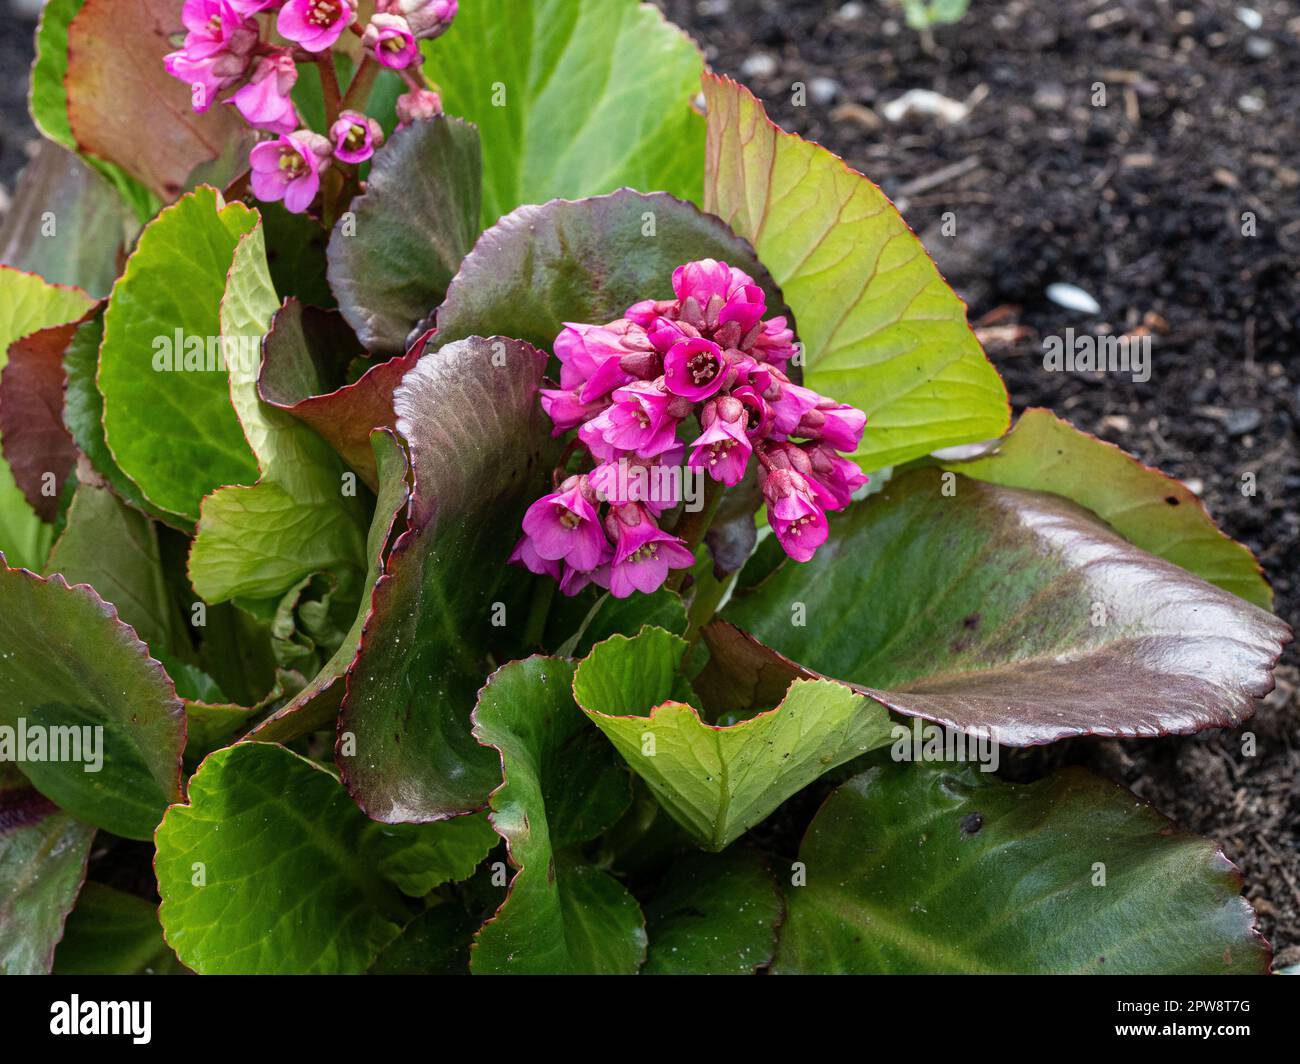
[511,260,868,599]
[164,0,457,213]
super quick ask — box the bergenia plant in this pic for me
[0,0,1290,982]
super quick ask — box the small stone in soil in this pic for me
[808,77,840,106]
[740,52,777,79]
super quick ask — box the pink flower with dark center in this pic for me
[330,110,384,163]
[585,381,685,459]
[588,446,684,516]
[363,13,420,69]
[248,130,330,214]
[761,467,828,563]
[688,395,752,486]
[795,398,867,452]
[802,442,868,512]
[601,504,695,598]
[383,0,457,40]
[395,88,443,127]
[520,476,609,572]
[229,54,298,134]
[663,337,728,401]
[277,0,356,52]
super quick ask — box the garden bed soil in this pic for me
[1,0,1296,965]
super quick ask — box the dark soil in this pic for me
[658,0,1300,964]
[1,0,1296,966]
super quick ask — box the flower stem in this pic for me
[341,56,380,114]
[666,479,724,593]
[315,53,342,128]
[523,577,556,648]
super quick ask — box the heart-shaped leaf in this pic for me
[0,766,95,974]
[326,117,481,354]
[773,763,1270,974]
[702,75,1009,471]
[713,468,1291,745]
[99,188,260,524]
[53,882,184,975]
[573,627,893,850]
[188,219,369,604]
[942,407,1272,608]
[64,0,252,203]
[0,561,185,839]
[423,0,704,228]
[258,300,419,490]
[470,656,643,974]
[643,848,783,975]
[245,430,409,744]
[437,189,785,353]
[338,336,556,823]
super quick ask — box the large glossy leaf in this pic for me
[245,431,409,744]
[0,266,94,567]
[573,627,893,850]
[437,189,783,352]
[0,765,95,974]
[0,319,86,521]
[99,188,260,523]
[326,117,481,354]
[53,882,183,974]
[258,300,418,489]
[188,222,368,603]
[423,0,704,228]
[716,468,1291,745]
[702,75,1009,472]
[0,562,185,838]
[470,656,643,974]
[338,337,555,823]
[0,142,133,298]
[942,408,1272,609]
[64,0,252,203]
[774,763,1270,974]
[155,743,414,974]
[643,849,783,975]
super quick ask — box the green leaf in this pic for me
[470,656,643,974]
[702,75,1009,471]
[715,467,1291,746]
[574,627,893,850]
[0,266,92,568]
[367,813,499,898]
[0,142,134,298]
[0,766,95,974]
[370,905,478,974]
[339,337,556,823]
[99,188,260,523]
[437,189,785,353]
[245,430,409,744]
[188,220,368,603]
[643,849,783,974]
[423,0,704,228]
[941,407,1273,609]
[326,117,481,354]
[53,882,183,974]
[155,742,414,974]
[63,0,252,203]
[0,563,185,838]
[548,586,688,658]
[773,763,1270,974]
[44,480,189,655]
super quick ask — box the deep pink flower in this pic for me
[539,387,608,436]
[672,259,766,333]
[395,88,443,127]
[588,446,684,516]
[330,110,384,164]
[383,0,457,40]
[795,398,867,452]
[227,0,282,14]
[363,13,420,69]
[277,0,356,52]
[663,337,728,401]
[762,467,828,562]
[554,320,651,400]
[766,375,822,437]
[601,504,695,598]
[581,381,685,459]
[229,54,298,134]
[750,316,796,369]
[803,443,868,512]
[163,0,256,109]
[509,535,562,581]
[688,395,752,486]
[520,476,609,572]
[249,131,330,214]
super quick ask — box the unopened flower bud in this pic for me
[395,88,443,128]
